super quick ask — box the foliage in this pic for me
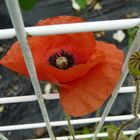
[82,127,92,140]
[127,27,138,48]
[19,0,38,10]
[75,0,87,9]
[75,127,92,140]
[104,125,129,140]
[75,124,130,140]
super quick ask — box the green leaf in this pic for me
[82,127,92,140]
[83,127,91,134]
[75,0,86,9]
[127,27,138,48]
[19,0,38,10]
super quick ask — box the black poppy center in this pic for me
[48,50,75,70]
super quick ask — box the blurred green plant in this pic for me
[75,124,130,140]
[19,0,38,10]
[75,127,92,140]
[104,125,129,140]
[72,0,97,11]
[127,27,138,48]
[82,127,92,140]
[75,0,87,9]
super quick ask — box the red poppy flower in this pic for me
[0,16,124,117]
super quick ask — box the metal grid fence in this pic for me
[0,0,140,140]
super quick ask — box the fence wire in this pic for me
[0,0,140,140]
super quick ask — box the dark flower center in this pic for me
[48,49,75,70]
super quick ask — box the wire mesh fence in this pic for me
[0,0,140,140]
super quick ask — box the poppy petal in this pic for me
[0,39,104,84]
[36,16,85,25]
[60,41,124,117]
[0,16,96,83]
[36,16,96,62]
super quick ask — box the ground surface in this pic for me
[0,0,140,139]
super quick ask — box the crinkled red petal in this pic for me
[0,39,104,84]
[0,16,97,84]
[60,41,124,117]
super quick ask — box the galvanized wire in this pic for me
[1,1,140,140]
[0,133,9,140]
[0,18,140,40]
[5,0,55,139]
[93,25,140,140]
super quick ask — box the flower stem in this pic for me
[115,76,140,140]
[66,113,76,140]
[132,76,140,117]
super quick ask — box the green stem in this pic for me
[66,113,76,140]
[132,77,140,117]
[115,118,138,140]
[115,76,140,140]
